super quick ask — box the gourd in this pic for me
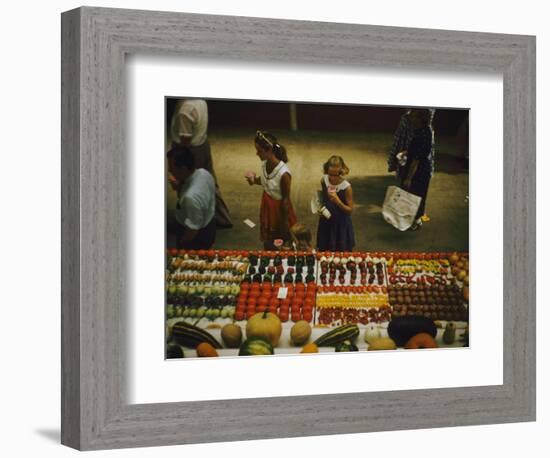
[367,337,397,351]
[335,340,359,352]
[442,322,456,344]
[246,311,282,346]
[196,342,219,357]
[221,323,243,348]
[290,321,312,346]
[172,321,222,349]
[239,337,274,356]
[387,315,437,347]
[314,324,359,347]
[404,333,438,349]
[363,323,381,344]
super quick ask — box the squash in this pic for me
[387,315,437,347]
[246,311,282,347]
[166,343,185,359]
[367,337,397,351]
[335,340,359,352]
[404,333,438,349]
[300,343,319,353]
[290,321,312,346]
[239,336,274,356]
[314,324,359,347]
[196,342,219,357]
[172,321,222,349]
[221,323,243,348]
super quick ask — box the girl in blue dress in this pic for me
[316,155,356,252]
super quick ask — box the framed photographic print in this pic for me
[61,6,536,450]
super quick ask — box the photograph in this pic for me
[164,98,470,357]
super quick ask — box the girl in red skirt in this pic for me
[246,131,297,249]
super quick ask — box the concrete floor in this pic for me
[167,129,469,252]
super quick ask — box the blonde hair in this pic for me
[323,155,349,176]
[290,223,312,250]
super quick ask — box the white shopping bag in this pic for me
[382,185,422,231]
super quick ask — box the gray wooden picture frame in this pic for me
[61,6,536,451]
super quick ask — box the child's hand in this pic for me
[328,190,341,205]
[245,172,256,185]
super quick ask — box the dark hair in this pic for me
[167,145,195,170]
[410,108,434,128]
[255,130,289,163]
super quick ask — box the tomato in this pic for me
[248,290,260,299]
[291,313,301,322]
[279,313,289,323]
[258,296,269,306]
[247,297,257,307]
[295,283,306,291]
[235,311,245,321]
[281,298,291,309]
[292,298,302,308]
[268,305,278,314]
[302,311,313,322]
[256,304,267,313]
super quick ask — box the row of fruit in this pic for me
[316,306,392,326]
[318,256,387,286]
[316,293,389,309]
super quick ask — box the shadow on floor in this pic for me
[35,428,60,443]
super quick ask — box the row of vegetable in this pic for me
[166,312,469,358]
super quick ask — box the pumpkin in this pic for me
[404,333,438,349]
[246,311,282,347]
[290,320,312,346]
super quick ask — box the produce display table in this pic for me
[166,250,469,357]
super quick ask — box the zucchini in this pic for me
[314,324,359,347]
[172,321,222,349]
